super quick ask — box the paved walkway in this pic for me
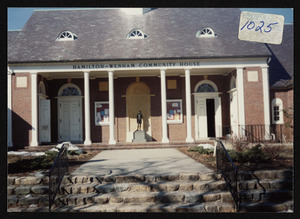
[72,148,214,176]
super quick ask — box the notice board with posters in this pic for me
[95,101,109,126]
[166,99,183,124]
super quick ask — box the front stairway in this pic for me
[53,172,235,212]
[49,169,293,213]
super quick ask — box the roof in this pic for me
[7,8,271,63]
[7,30,20,58]
[267,24,293,88]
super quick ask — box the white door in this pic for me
[198,99,208,138]
[230,91,238,137]
[58,99,82,142]
[39,99,51,142]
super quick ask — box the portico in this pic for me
[8,57,270,146]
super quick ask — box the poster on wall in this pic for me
[166,99,183,124]
[95,101,109,125]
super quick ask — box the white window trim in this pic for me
[56,31,77,41]
[127,29,147,39]
[196,28,216,38]
[271,98,284,124]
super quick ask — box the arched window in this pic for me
[39,81,46,95]
[58,84,81,96]
[127,29,148,39]
[197,83,215,92]
[230,76,236,90]
[56,31,77,41]
[271,98,284,124]
[196,28,216,38]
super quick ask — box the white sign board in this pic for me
[238,11,284,45]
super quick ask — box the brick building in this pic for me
[7,8,293,149]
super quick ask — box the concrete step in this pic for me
[240,200,293,212]
[53,200,236,213]
[239,190,293,203]
[60,180,228,195]
[56,190,234,207]
[8,201,236,213]
[238,179,293,191]
[62,173,223,185]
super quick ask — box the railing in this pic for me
[49,143,69,212]
[239,125,283,144]
[216,140,240,212]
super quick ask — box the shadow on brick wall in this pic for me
[11,109,32,150]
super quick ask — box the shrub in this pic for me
[227,144,271,164]
[232,136,250,152]
[261,144,284,160]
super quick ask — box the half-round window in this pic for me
[230,76,236,90]
[127,29,148,39]
[61,87,80,96]
[196,83,215,92]
[56,31,78,41]
[196,28,216,38]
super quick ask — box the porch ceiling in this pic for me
[40,67,234,79]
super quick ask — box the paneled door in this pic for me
[58,98,82,142]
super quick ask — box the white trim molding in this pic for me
[84,71,92,145]
[160,69,169,143]
[184,69,194,142]
[108,71,116,144]
[262,66,271,139]
[30,72,39,146]
[236,67,245,137]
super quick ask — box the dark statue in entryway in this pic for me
[137,110,143,130]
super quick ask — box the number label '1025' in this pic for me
[240,20,278,33]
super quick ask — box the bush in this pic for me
[188,146,214,155]
[227,144,271,164]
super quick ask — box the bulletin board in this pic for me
[95,101,109,126]
[166,99,183,124]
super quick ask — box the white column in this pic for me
[84,71,92,145]
[108,71,116,144]
[30,72,39,146]
[236,67,245,137]
[185,69,194,142]
[7,70,13,147]
[262,66,271,139]
[160,69,169,143]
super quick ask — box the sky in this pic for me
[7,8,293,31]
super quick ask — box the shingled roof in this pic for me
[267,24,293,88]
[8,8,271,63]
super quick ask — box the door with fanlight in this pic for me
[58,98,82,142]
[57,84,82,142]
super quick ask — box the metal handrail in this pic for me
[216,140,240,212]
[49,143,69,212]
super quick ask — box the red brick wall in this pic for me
[11,73,32,148]
[243,67,265,125]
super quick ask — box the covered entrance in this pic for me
[194,80,222,139]
[126,81,152,142]
[57,84,83,142]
